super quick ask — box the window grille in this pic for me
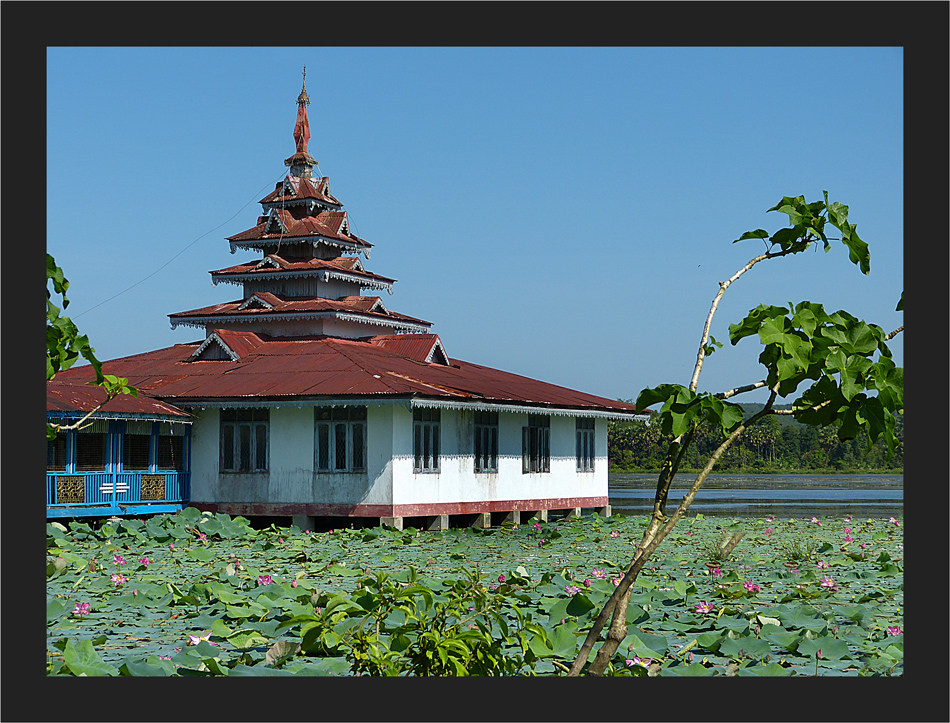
[157,435,184,471]
[576,417,595,472]
[474,410,498,473]
[48,434,68,471]
[314,406,367,472]
[522,414,550,473]
[123,434,151,471]
[220,408,269,473]
[413,408,440,473]
[76,428,108,472]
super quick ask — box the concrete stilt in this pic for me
[427,514,449,531]
[566,507,582,518]
[291,514,315,532]
[470,512,491,529]
[595,505,612,518]
[380,516,403,531]
[527,509,548,523]
[500,510,520,526]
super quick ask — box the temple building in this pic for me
[47,72,641,528]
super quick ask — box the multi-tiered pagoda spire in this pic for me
[169,73,431,340]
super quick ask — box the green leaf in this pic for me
[63,639,119,677]
[734,229,770,243]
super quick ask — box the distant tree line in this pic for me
[609,403,902,473]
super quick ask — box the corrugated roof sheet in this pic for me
[169,295,430,327]
[227,209,370,249]
[47,379,192,418]
[259,176,342,207]
[210,254,394,285]
[52,333,638,415]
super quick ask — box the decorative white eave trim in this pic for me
[170,311,430,333]
[170,396,639,420]
[229,236,370,259]
[176,398,413,412]
[425,337,449,364]
[211,270,393,294]
[189,332,240,361]
[236,294,276,311]
[47,411,194,424]
[410,398,643,421]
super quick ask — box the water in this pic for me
[608,473,903,519]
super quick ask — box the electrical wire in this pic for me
[72,170,289,319]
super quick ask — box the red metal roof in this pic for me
[209,254,395,285]
[52,333,639,415]
[47,379,192,418]
[370,334,447,364]
[259,176,342,207]
[227,209,370,249]
[168,294,430,327]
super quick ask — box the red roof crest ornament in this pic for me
[294,66,311,155]
[285,66,316,175]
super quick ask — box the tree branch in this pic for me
[688,249,795,393]
[884,325,903,341]
[717,380,767,400]
[579,386,780,675]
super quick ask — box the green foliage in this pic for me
[45,512,904,676]
[46,254,137,439]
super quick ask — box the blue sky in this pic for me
[47,47,903,405]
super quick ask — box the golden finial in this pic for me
[297,65,310,106]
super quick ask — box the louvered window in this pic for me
[220,408,269,473]
[413,408,440,473]
[315,406,366,473]
[522,414,550,473]
[474,410,498,473]
[576,417,595,472]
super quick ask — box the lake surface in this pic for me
[608,473,903,518]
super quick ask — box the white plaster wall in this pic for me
[392,409,608,506]
[189,404,608,509]
[267,405,314,501]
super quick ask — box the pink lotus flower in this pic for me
[710,567,723,578]
[187,631,211,646]
[113,553,127,565]
[612,577,621,586]
[816,560,830,569]
[625,657,651,667]
[138,557,150,567]
[765,527,774,537]
[591,568,606,579]
[565,585,582,596]
[844,527,852,535]
[695,601,715,614]
[887,626,903,636]
[538,538,546,547]
[765,516,775,523]
[72,602,90,616]
[743,581,761,593]
[110,573,127,586]
[843,535,854,543]
[819,576,838,591]
[889,517,900,526]
[291,579,298,588]
[532,523,542,531]
[583,578,592,588]
[811,517,821,526]
[498,574,506,583]
[844,515,853,522]
[609,530,620,538]
[258,575,274,585]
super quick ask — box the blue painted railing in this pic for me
[46,470,190,519]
